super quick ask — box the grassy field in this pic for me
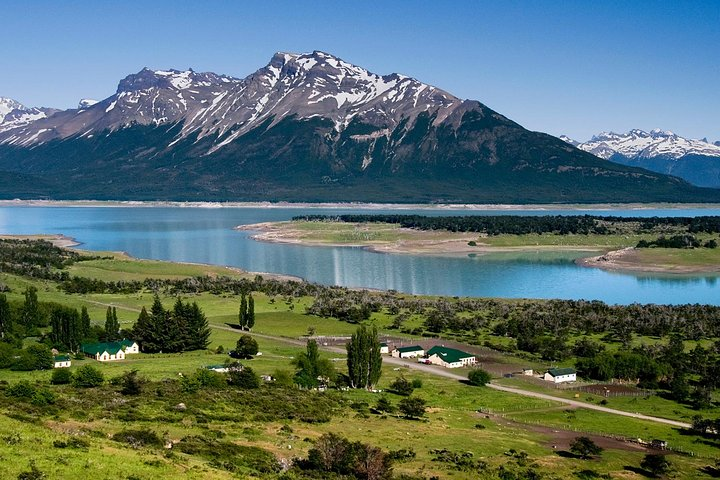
[1,253,719,478]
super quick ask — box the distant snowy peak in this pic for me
[564,129,720,160]
[78,99,99,109]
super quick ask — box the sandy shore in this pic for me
[0,233,80,248]
[2,199,720,210]
[576,247,720,274]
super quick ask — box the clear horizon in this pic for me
[1,0,718,141]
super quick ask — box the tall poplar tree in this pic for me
[239,293,248,330]
[346,325,382,389]
[0,294,10,339]
[247,294,255,331]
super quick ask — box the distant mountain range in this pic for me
[561,130,720,188]
[1,51,718,203]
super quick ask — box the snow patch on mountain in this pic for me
[78,99,99,109]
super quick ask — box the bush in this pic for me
[398,396,426,419]
[112,429,164,449]
[120,370,144,395]
[72,365,104,388]
[190,368,226,390]
[467,368,492,386]
[6,381,36,399]
[389,375,414,396]
[229,366,260,389]
[50,368,73,385]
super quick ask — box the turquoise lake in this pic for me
[1,205,719,305]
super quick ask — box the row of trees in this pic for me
[132,296,210,353]
[293,214,720,235]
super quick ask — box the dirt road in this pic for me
[215,325,691,429]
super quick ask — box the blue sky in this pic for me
[2,1,718,141]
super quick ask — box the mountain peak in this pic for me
[570,128,720,160]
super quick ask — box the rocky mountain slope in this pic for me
[1,52,718,203]
[563,130,720,188]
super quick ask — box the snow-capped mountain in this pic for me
[570,129,720,160]
[561,130,720,188]
[0,51,462,154]
[0,97,59,134]
[0,52,714,203]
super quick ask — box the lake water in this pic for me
[1,205,719,305]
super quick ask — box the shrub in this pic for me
[50,368,73,385]
[120,370,144,395]
[177,435,280,474]
[112,429,164,448]
[72,365,104,388]
[16,461,46,480]
[229,366,260,389]
[192,368,227,389]
[398,396,426,419]
[6,381,36,399]
[389,375,414,396]
[467,368,492,386]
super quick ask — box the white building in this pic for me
[426,346,476,368]
[544,368,577,383]
[391,345,425,358]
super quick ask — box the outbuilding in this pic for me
[53,355,71,368]
[426,346,477,368]
[544,367,577,383]
[120,339,140,354]
[379,342,389,354]
[391,345,425,358]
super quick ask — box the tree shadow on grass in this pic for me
[700,466,720,478]
[555,450,582,459]
[623,466,655,478]
[225,323,242,330]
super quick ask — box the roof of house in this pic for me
[54,355,71,362]
[426,345,475,363]
[380,342,388,347]
[547,367,576,377]
[81,341,124,355]
[395,345,424,353]
[119,339,138,347]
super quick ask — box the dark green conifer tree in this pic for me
[239,293,248,330]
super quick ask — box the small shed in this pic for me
[391,345,425,358]
[379,342,389,355]
[53,355,71,368]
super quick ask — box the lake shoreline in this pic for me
[237,221,720,274]
[4,199,720,211]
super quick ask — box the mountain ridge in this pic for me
[0,52,718,203]
[562,130,720,188]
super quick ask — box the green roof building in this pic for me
[53,355,72,368]
[426,346,476,368]
[81,341,127,362]
[544,367,577,383]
